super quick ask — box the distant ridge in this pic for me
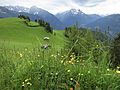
[56,9,101,27]
[86,14,120,34]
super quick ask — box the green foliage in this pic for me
[18,15,30,22]
[45,23,53,33]
[18,15,53,33]
[0,47,120,90]
[37,19,53,33]
[65,26,110,64]
[110,33,120,68]
[26,21,39,27]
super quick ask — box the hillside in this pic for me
[86,14,120,34]
[0,18,65,49]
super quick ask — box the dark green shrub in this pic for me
[18,15,30,22]
[110,33,120,68]
[37,19,53,33]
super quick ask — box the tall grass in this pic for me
[0,27,120,90]
[0,45,120,90]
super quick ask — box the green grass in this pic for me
[0,17,120,90]
[27,21,39,27]
[0,18,65,49]
[0,43,120,90]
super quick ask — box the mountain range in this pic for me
[56,9,101,27]
[0,6,120,34]
[86,14,120,34]
[1,6,65,30]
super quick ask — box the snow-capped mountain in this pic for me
[0,6,18,18]
[1,6,65,30]
[56,9,101,27]
[29,6,65,29]
[60,9,85,15]
[5,6,29,13]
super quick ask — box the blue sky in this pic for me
[0,0,120,15]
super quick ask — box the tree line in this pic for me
[18,15,53,33]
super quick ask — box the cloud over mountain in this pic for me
[74,0,106,6]
[0,0,120,15]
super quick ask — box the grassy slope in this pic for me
[0,18,65,49]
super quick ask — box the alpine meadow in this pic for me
[0,0,120,90]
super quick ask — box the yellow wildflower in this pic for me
[96,45,99,47]
[70,78,73,81]
[71,57,75,61]
[61,60,64,64]
[38,54,40,57]
[68,61,72,63]
[56,73,58,75]
[22,82,25,86]
[27,82,32,86]
[117,66,120,69]
[57,53,60,56]
[25,78,31,82]
[25,79,29,82]
[88,71,90,74]
[51,54,54,57]
[67,70,70,73]
[19,53,23,58]
[107,69,110,71]
[81,74,83,76]
[25,48,27,51]
[61,56,64,58]
[116,70,120,74]
[78,73,81,76]
[68,61,74,64]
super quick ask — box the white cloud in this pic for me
[81,0,120,15]
[0,0,120,15]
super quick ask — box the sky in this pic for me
[0,0,120,15]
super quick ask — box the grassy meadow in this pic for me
[0,18,65,49]
[0,18,120,90]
